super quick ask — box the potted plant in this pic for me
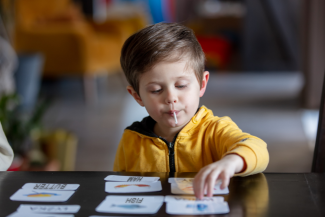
[0,93,51,170]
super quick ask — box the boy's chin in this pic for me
[166,119,184,128]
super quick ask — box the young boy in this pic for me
[113,22,269,199]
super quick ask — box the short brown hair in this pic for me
[120,22,205,94]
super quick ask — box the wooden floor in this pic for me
[41,71,317,172]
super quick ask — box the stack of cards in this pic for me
[104,175,162,193]
[10,183,79,202]
[96,195,164,214]
[165,195,230,215]
[169,178,229,195]
[7,205,80,217]
[95,175,163,214]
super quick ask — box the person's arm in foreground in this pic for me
[0,122,14,171]
[193,116,269,199]
[193,154,246,199]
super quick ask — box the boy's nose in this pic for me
[167,99,177,104]
[165,90,177,105]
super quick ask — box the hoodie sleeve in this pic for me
[209,116,269,176]
[0,122,14,171]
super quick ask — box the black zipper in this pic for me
[159,136,177,172]
[168,141,175,172]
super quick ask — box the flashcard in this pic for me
[22,183,80,191]
[104,195,164,203]
[6,212,74,217]
[95,195,164,214]
[171,183,229,195]
[164,195,224,203]
[90,216,151,217]
[10,189,75,202]
[166,201,230,215]
[105,181,162,193]
[168,178,194,184]
[104,175,160,182]
[17,205,80,213]
[169,178,223,185]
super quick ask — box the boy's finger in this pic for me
[206,171,219,197]
[193,173,202,199]
[203,182,208,197]
[220,173,230,189]
[193,169,210,199]
[193,175,205,199]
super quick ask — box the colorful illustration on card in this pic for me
[111,204,146,209]
[186,204,208,211]
[181,186,194,192]
[178,178,193,184]
[114,184,150,189]
[24,192,60,197]
[181,186,216,193]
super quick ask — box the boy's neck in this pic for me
[154,123,181,143]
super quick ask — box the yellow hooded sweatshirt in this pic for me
[113,106,269,176]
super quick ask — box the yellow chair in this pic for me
[13,0,146,102]
[41,130,78,171]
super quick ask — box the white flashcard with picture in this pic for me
[171,183,229,195]
[104,175,160,182]
[168,178,194,184]
[17,204,80,213]
[164,195,224,203]
[6,212,74,217]
[10,189,75,202]
[166,201,230,215]
[96,195,164,214]
[169,178,223,185]
[105,181,162,193]
[22,183,80,191]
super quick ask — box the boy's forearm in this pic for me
[223,154,246,173]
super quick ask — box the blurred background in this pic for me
[0,0,324,172]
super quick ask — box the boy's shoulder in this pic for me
[190,106,239,131]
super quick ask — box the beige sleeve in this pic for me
[0,122,14,171]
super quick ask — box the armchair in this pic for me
[13,0,146,102]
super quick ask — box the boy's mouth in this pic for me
[168,110,178,116]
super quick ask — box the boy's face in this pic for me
[127,60,209,131]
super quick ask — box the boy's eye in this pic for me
[151,89,162,93]
[176,85,187,89]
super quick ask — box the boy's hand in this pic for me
[193,154,245,199]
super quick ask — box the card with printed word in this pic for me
[10,189,75,202]
[164,195,224,203]
[90,216,151,217]
[171,183,229,195]
[169,178,223,185]
[17,205,80,213]
[96,195,164,214]
[104,175,160,182]
[166,201,230,215]
[168,178,195,184]
[22,183,79,191]
[90,216,147,217]
[105,181,162,193]
[6,212,74,217]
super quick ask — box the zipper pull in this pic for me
[169,142,173,149]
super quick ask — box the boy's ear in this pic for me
[126,86,145,107]
[199,71,209,97]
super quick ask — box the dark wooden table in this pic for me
[0,172,324,217]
